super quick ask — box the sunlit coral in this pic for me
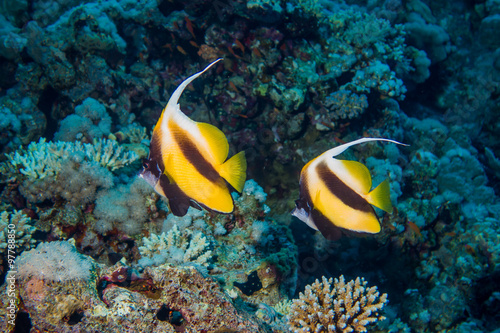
[287,275,388,333]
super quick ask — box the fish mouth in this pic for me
[138,168,159,188]
[291,207,308,223]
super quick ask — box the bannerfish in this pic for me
[139,59,247,216]
[292,137,406,240]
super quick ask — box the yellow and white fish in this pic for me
[139,59,247,216]
[292,138,406,240]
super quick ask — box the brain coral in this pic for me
[287,275,388,333]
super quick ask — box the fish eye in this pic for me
[142,160,150,169]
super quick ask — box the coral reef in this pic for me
[14,240,94,282]
[287,275,388,333]
[0,210,37,274]
[92,177,154,235]
[0,0,499,332]
[1,248,263,332]
[138,224,213,267]
[134,180,298,308]
[1,138,139,207]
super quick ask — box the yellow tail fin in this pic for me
[366,179,393,213]
[218,151,247,193]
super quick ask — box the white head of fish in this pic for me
[291,207,319,230]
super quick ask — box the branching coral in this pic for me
[2,138,139,206]
[0,210,37,256]
[287,275,388,333]
[5,137,138,180]
[138,224,213,267]
[83,138,139,171]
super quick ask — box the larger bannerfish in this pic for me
[292,138,406,240]
[139,59,247,216]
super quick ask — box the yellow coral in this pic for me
[287,275,388,333]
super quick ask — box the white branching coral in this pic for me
[84,138,139,171]
[273,299,294,316]
[138,224,213,267]
[287,275,388,333]
[121,123,149,144]
[5,137,139,179]
[0,210,37,255]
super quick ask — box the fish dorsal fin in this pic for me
[218,151,247,193]
[367,179,393,213]
[325,137,408,159]
[197,122,229,165]
[337,160,372,194]
[165,58,223,115]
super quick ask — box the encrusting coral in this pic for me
[287,275,388,333]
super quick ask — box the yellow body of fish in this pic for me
[293,138,406,239]
[140,59,247,216]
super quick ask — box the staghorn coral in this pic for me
[287,275,388,333]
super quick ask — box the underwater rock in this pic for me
[479,14,500,48]
[1,257,264,332]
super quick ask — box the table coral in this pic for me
[287,275,388,333]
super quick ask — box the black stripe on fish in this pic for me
[149,129,165,173]
[315,161,373,214]
[311,209,342,241]
[158,173,191,216]
[298,171,313,211]
[170,121,220,183]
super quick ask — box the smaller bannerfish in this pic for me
[292,138,406,240]
[139,59,247,216]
